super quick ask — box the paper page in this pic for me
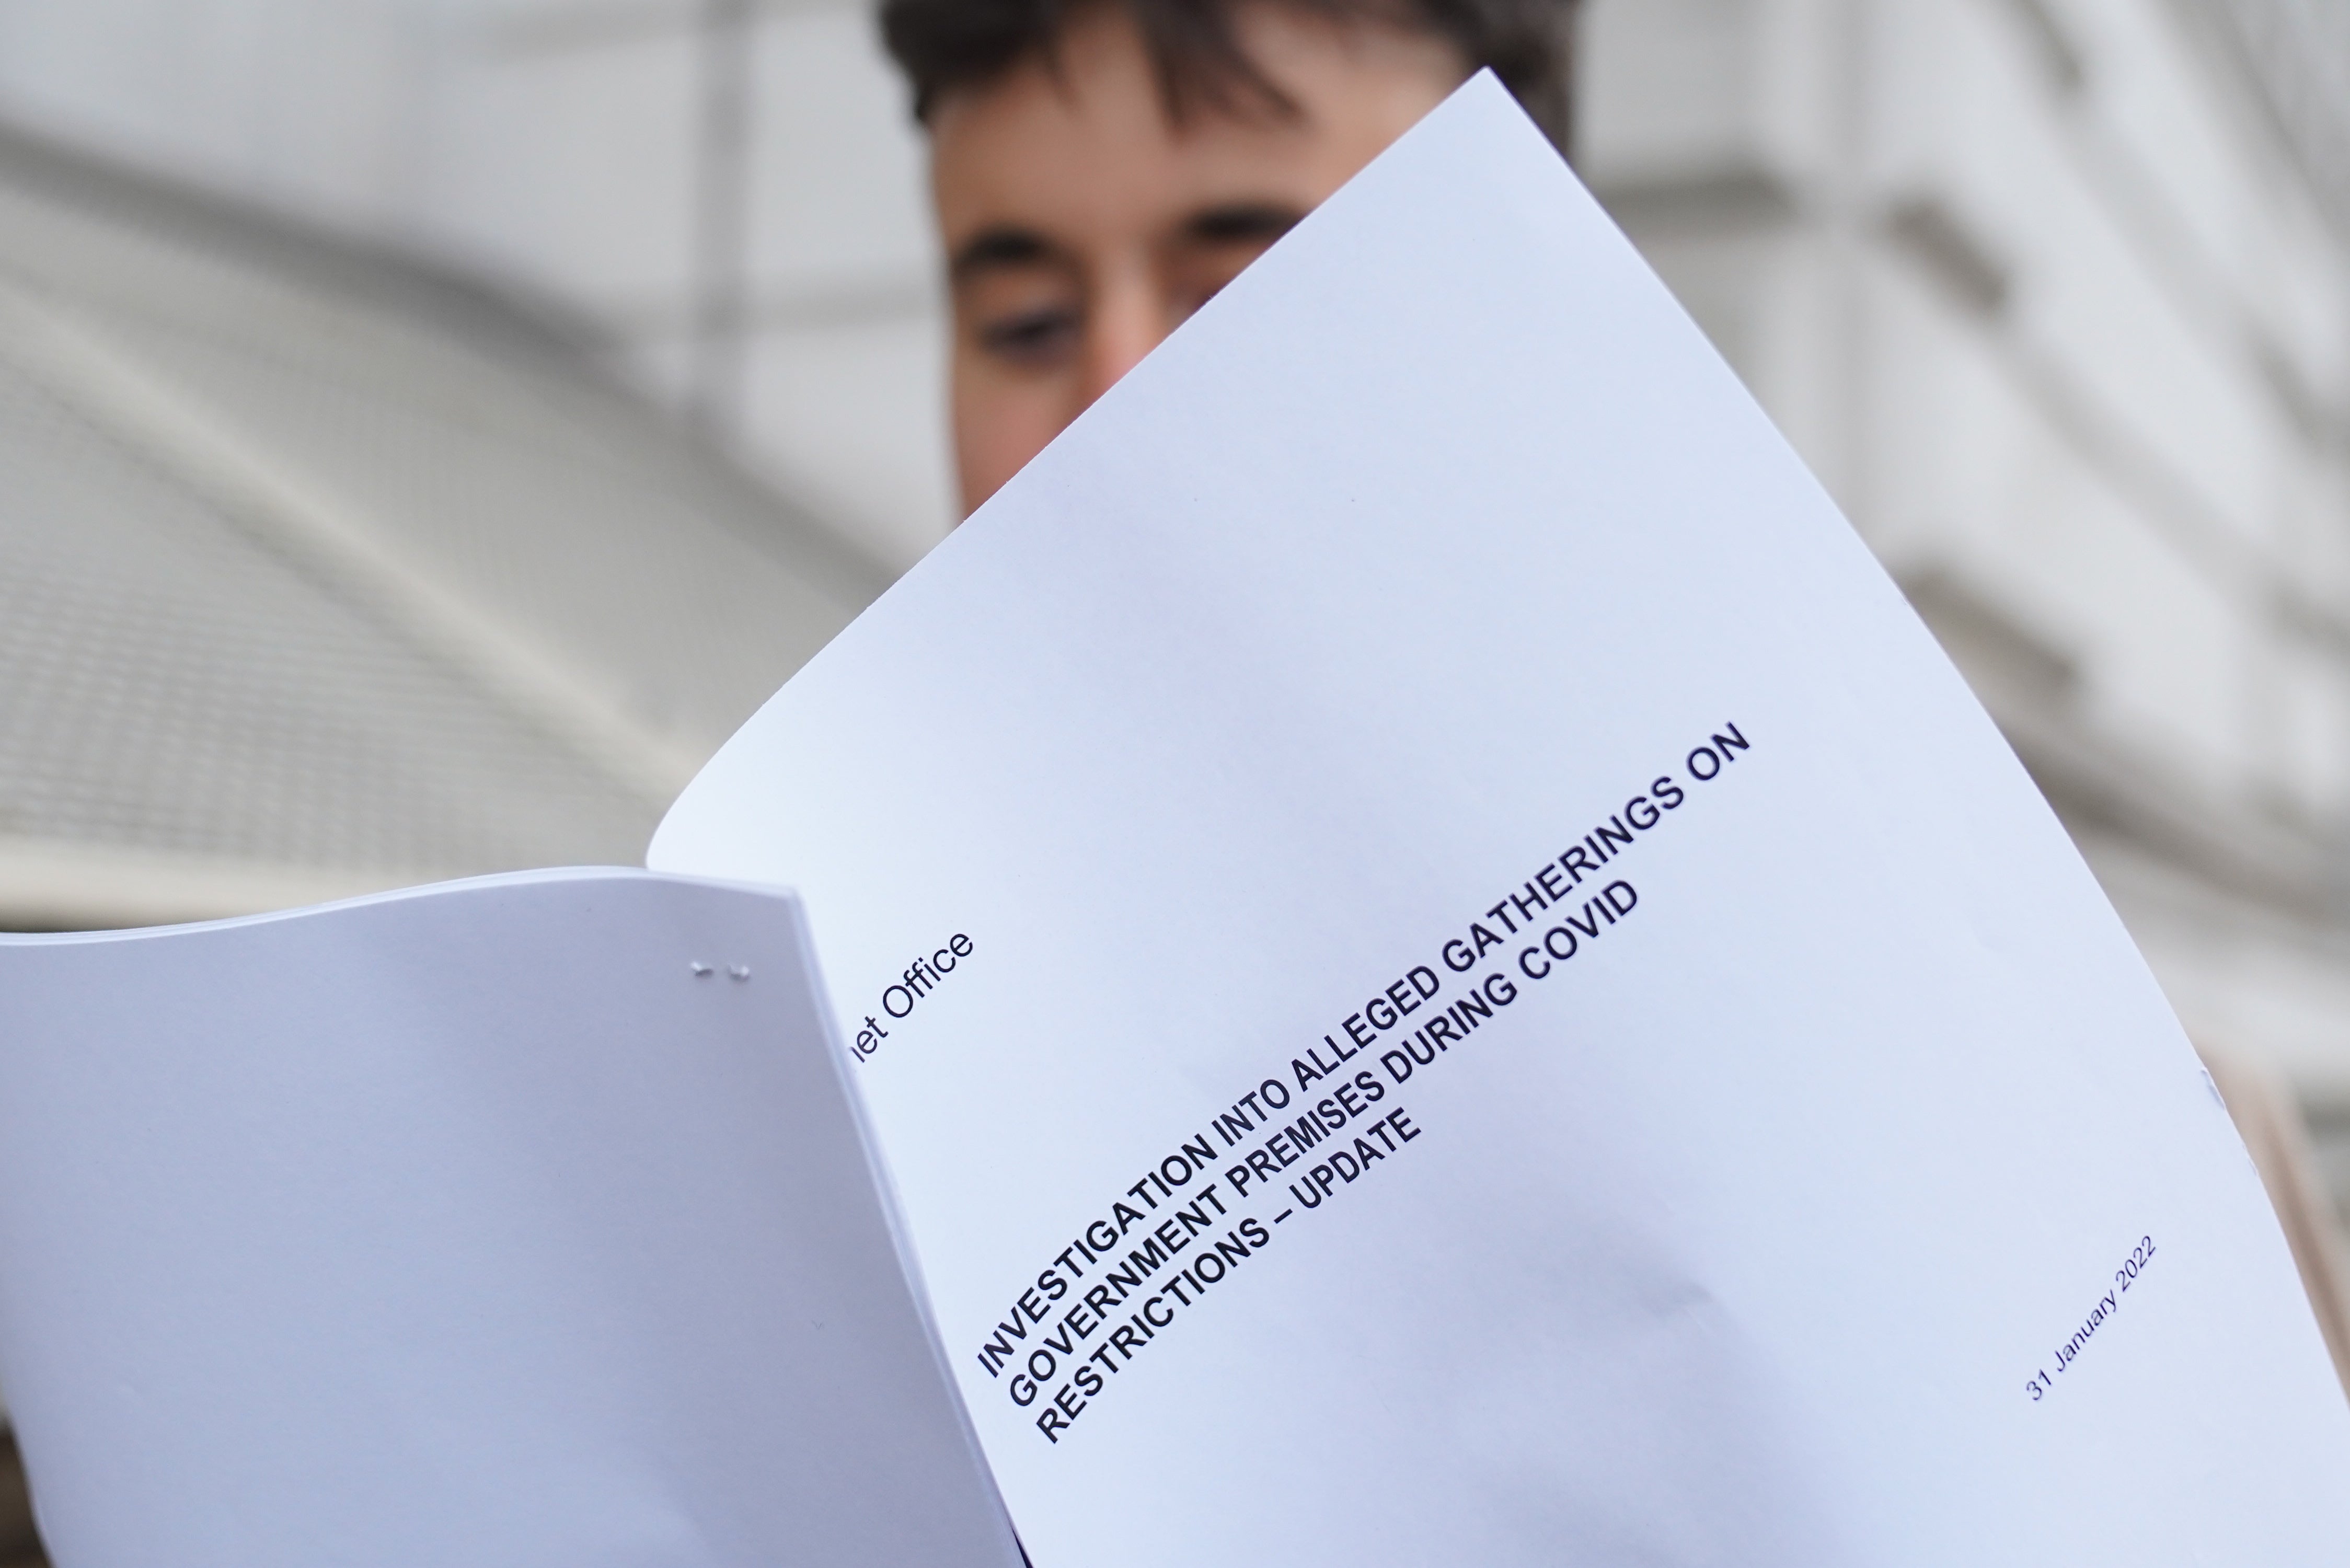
[649,75,2350,1566]
[0,869,1022,1568]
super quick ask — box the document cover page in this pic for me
[652,75,2350,1568]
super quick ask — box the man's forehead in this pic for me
[933,74,1319,246]
[927,6,1451,247]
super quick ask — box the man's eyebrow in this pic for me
[1182,201,1306,245]
[949,225,1067,282]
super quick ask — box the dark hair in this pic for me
[879,0,1579,153]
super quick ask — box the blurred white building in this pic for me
[0,0,954,567]
[1,1,2348,1177]
[0,118,883,926]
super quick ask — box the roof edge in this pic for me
[0,110,610,365]
[0,836,476,933]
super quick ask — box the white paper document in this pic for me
[648,74,2350,1564]
[0,870,1022,1568]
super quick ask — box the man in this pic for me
[880,0,1578,514]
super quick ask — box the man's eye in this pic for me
[977,306,1080,365]
[1170,248,1277,324]
[1176,268,1247,322]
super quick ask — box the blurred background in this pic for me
[0,0,2345,1553]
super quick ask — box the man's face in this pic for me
[928,5,1465,514]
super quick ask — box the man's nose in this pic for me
[1079,271,1171,408]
